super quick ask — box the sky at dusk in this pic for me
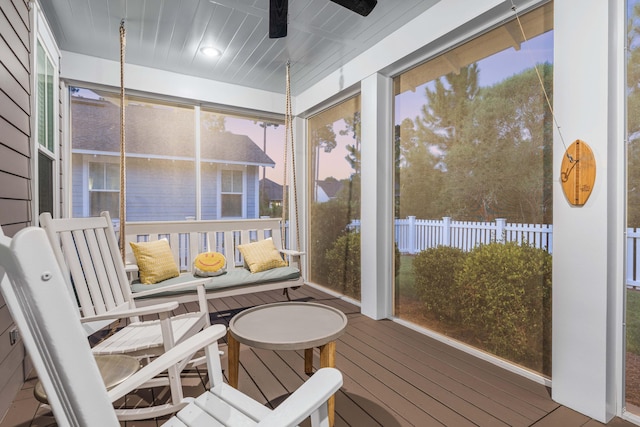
[394,31,554,126]
[306,30,554,183]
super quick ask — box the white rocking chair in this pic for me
[38,212,211,420]
[0,226,343,427]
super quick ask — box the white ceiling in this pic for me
[40,0,441,96]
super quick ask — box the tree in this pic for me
[201,113,226,134]
[628,4,640,227]
[339,111,361,174]
[415,64,479,152]
[310,124,337,202]
[396,119,444,218]
[255,121,280,216]
[441,64,553,223]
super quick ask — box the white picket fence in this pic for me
[348,216,553,254]
[351,217,640,289]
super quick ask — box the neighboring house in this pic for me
[260,178,285,211]
[315,179,343,203]
[71,97,275,221]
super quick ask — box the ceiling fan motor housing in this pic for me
[269,0,288,38]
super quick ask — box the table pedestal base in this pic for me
[227,331,338,427]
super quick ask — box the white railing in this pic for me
[350,216,553,254]
[353,217,640,289]
[121,216,640,289]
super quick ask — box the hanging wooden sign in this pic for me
[560,139,596,206]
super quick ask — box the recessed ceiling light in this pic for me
[200,46,221,58]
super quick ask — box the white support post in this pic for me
[360,73,393,320]
[551,0,624,422]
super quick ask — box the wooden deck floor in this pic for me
[1,285,637,427]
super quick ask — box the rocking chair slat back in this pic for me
[41,213,130,318]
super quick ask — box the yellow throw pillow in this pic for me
[129,239,179,284]
[237,237,286,273]
[193,251,227,277]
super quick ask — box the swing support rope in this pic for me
[509,1,570,161]
[118,19,126,260]
[282,61,301,265]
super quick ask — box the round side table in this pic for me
[228,301,348,427]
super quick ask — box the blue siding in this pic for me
[201,163,219,220]
[71,157,262,220]
[126,158,197,221]
[71,154,84,217]
[247,166,258,218]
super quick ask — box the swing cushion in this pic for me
[129,239,180,284]
[238,238,287,273]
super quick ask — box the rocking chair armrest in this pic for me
[107,324,227,402]
[79,301,180,323]
[257,367,343,427]
[279,249,305,257]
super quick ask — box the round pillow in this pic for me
[193,251,227,277]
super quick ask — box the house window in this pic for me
[220,170,244,217]
[307,95,361,300]
[33,2,60,219]
[393,2,553,376]
[38,152,54,215]
[88,162,120,218]
[200,109,282,220]
[37,41,55,153]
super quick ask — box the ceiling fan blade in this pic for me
[330,0,377,17]
[269,0,288,38]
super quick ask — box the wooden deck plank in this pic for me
[380,317,555,401]
[3,285,638,427]
[359,317,557,416]
[338,331,473,426]
[350,318,548,424]
[530,406,592,426]
[340,327,513,427]
[275,346,411,426]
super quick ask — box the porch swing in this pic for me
[114,36,305,305]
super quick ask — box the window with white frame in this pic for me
[392,2,553,376]
[88,161,120,217]
[220,169,244,218]
[33,3,60,218]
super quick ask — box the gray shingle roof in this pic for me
[72,97,274,167]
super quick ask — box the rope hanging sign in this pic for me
[510,1,595,206]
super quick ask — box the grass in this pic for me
[396,255,416,294]
[628,289,640,354]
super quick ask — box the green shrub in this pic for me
[326,231,362,299]
[325,232,401,300]
[412,246,467,321]
[456,242,552,369]
[308,200,352,287]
